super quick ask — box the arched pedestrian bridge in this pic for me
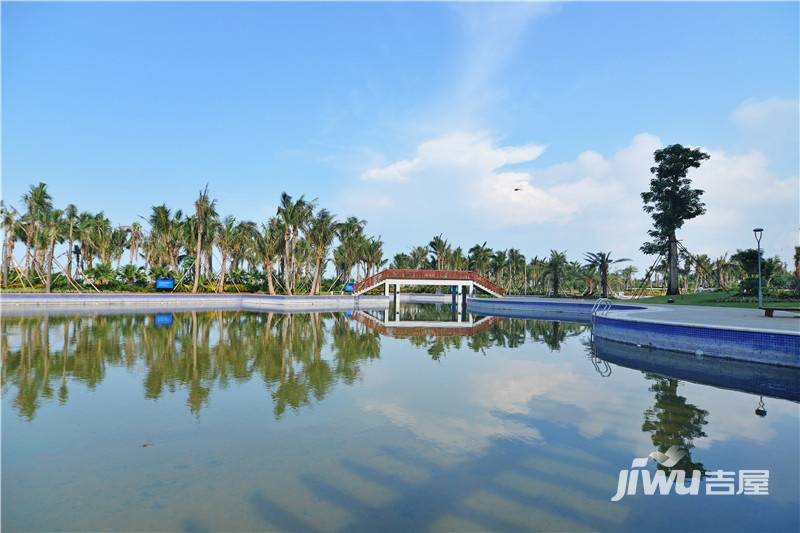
[354,269,505,297]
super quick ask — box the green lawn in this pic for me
[622,291,800,308]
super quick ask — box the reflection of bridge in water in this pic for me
[352,309,501,338]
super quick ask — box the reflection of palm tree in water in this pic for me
[4,312,590,419]
[391,317,586,360]
[2,312,383,419]
[527,320,586,352]
[642,374,708,474]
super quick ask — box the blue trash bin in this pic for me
[155,277,175,291]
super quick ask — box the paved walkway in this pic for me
[609,304,799,334]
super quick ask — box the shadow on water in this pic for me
[246,408,762,532]
[239,368,720,531]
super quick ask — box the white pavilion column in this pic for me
[384,282,389,296]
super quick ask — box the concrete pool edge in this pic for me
[466,296,800,368]
[0,292,391,315]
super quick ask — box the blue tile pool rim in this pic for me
[467,297,799,368]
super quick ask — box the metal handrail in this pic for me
[591,297,612,316]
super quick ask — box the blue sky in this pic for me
[3,2,798,268]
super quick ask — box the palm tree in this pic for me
[256,218,282,295]
[41,209,65,292]
[491,250,508,287]
[63,204,79,282]
[147,204,184,269]
[76,211,98,269]
[428,234,449,270]
[619,265,638,290]
[468,242,493,276]
[276,193,315,294]
[390,253,412,269]
[527,256,546,294]
[1,201,20,287]
[362,237,385,278]
[110,226,129,269]
[21,182,52,274]
[308,209,339,295]
[507,248,525,292]
[409,246,429,269]
[449,246,467,271]
[117,264,147,286]
[335,216,366,282]
[584,251,631,298]
[215,215,237,293]
[693,254,713,289]
[88,213,113,265]
[544,250,568,297]
[191,186,218,293]
[127,222,144,266]
[794,247,800,289]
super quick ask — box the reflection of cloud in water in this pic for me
[362,333,794,470]
[474,355,654,455]
[679,382,796,449]
[362,400,541,455]
[475,360,580,414]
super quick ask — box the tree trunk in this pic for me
[66,229,74,282]
[283,229,292,295]
[311,253,323,295]
[217,252,227,293]
[205,250,213,278]
[45,236,56,293]
[192,232,203,293]
[290,228,299,293]
[265,260,276,295]
[667,233,679,295]
[24,229,33,275]
[1,235,11,287]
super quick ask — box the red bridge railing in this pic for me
[355,269,505,296]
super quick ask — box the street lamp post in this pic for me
[753,228,764,308]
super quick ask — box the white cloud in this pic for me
[358,131,656,228]
[362,131,546,184]
[347,122,797,268]
[693,149,796,224]
[730,98,799,130]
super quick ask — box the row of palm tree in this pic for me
[391,235,798,298]
[3,182,796,296]
[390,236,632,297]
[1,183,385,294]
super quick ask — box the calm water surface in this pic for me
[2,305,798,532]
